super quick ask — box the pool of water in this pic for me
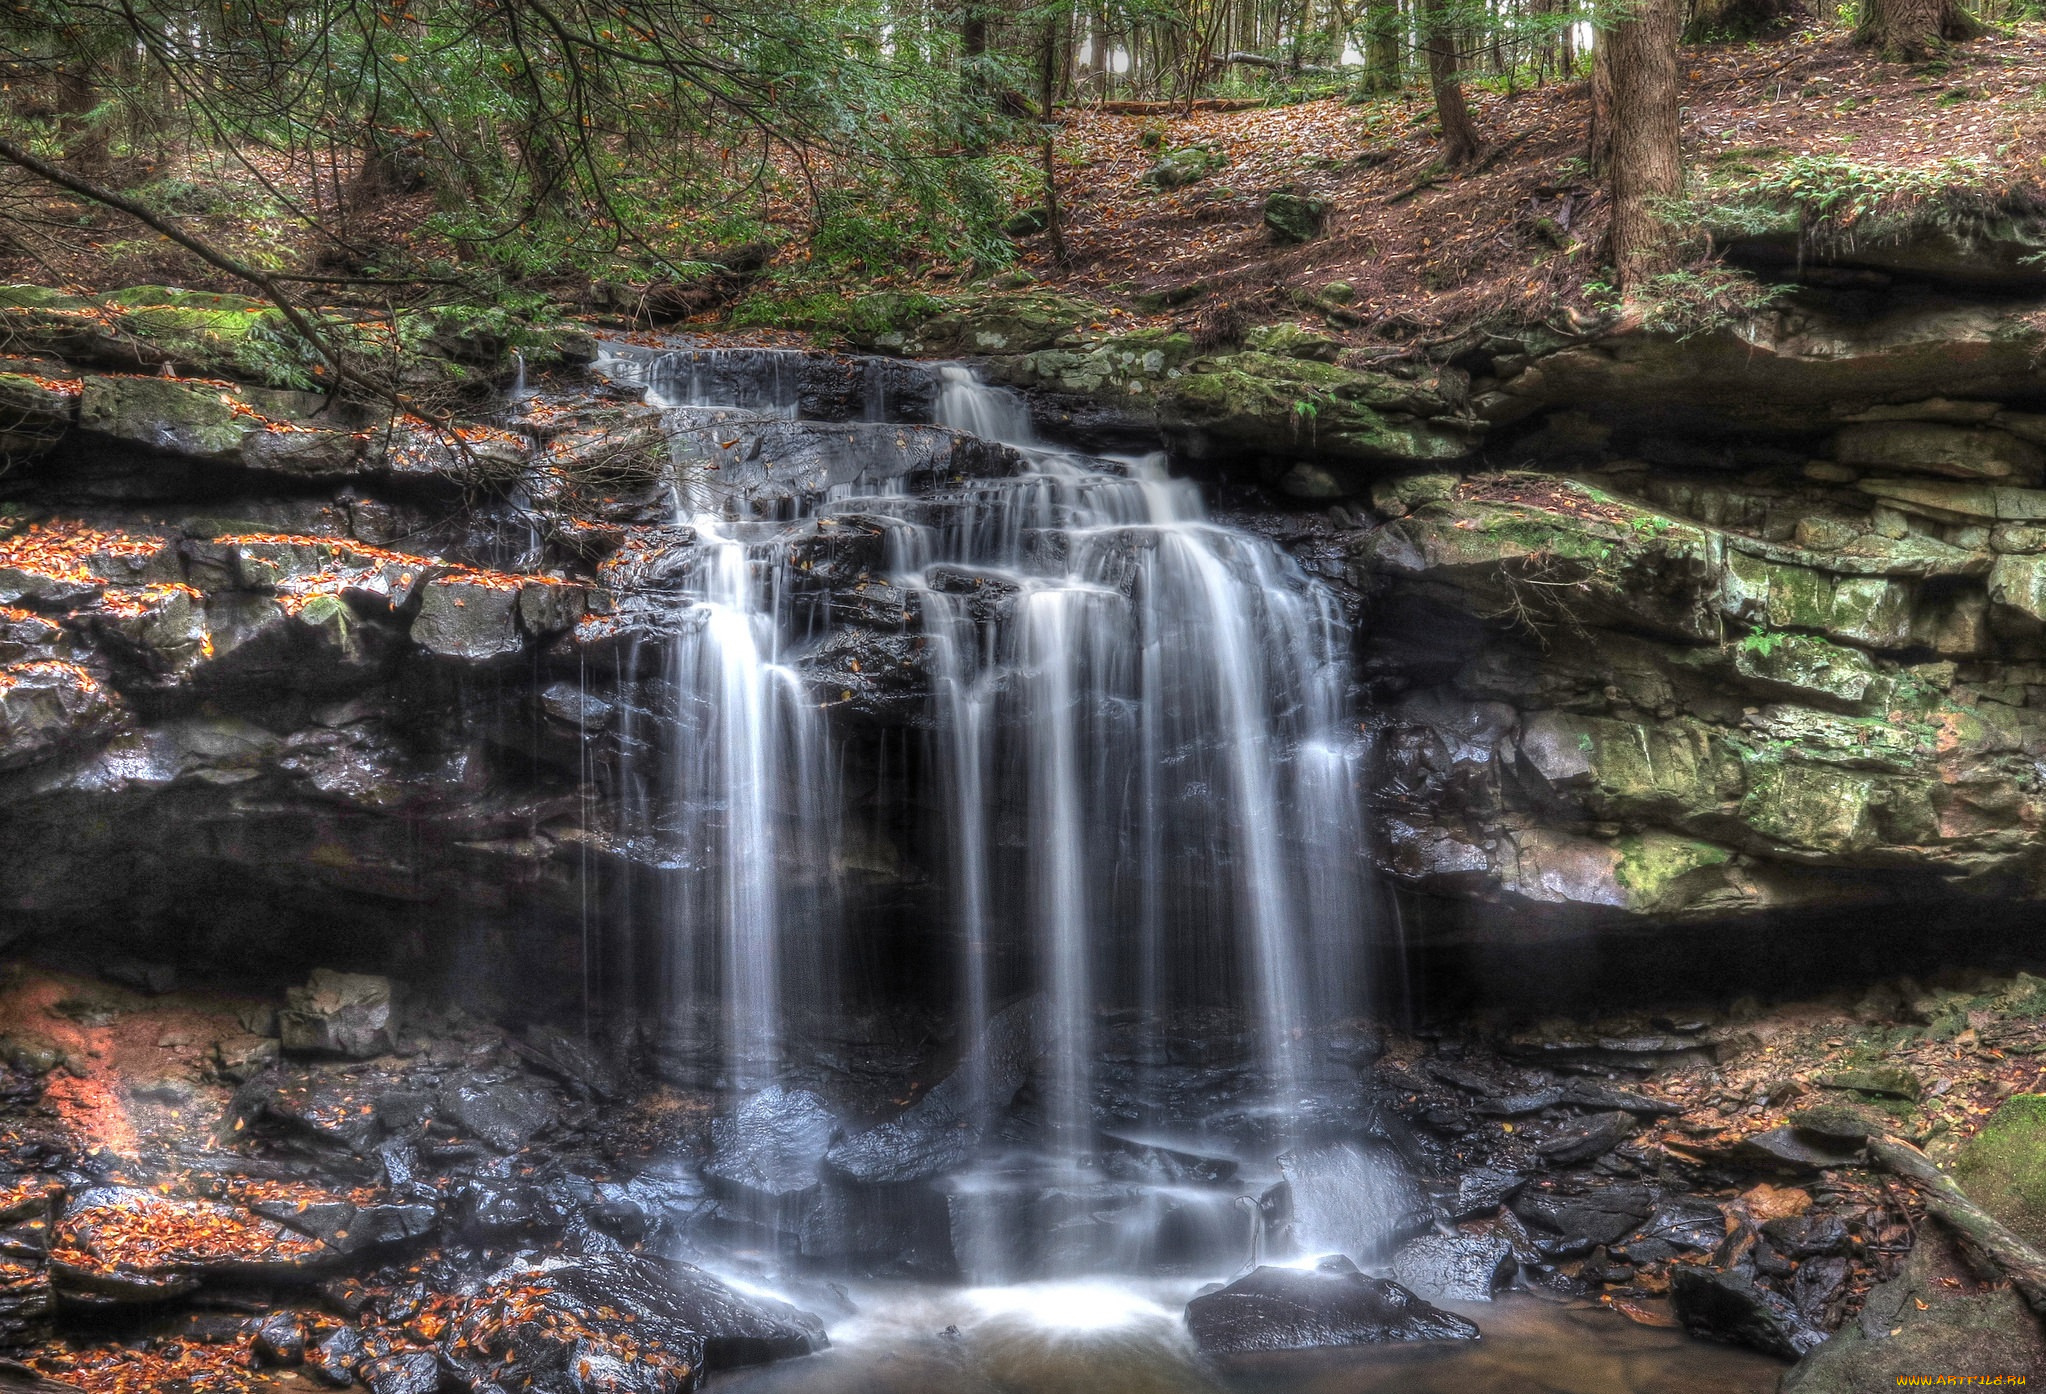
[708,1281,1785,1394]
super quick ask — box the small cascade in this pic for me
[609,346,1374,1279]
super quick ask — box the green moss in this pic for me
[1613,832,1732,907]
[1952,1094,2046,1247]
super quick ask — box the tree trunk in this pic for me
[1856,0,1979,59]
[1364,0,1403,89]
[1586,33,1613,176]
[1421,0,1481,166]
[1039,19,1069,266]
[1603,0,1682,290]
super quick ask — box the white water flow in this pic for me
[656,386,836,1092]
[911,368,1366,1155]
[626,350,1369,1269]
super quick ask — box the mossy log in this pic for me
[1869,1135,2046,1316]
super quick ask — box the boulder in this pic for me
[436,1070,559,1153]
[1668,1264,1825,1359]
[1140,147,1225,189]
[1184,1256,1479,1354]
[1510,1180,1655,1249]
[0,662,122,772]
[1390,1233,1515,1301]
[277,969,394,1059]
[441,1252,826,1392]
[1279,1141,1436,1262]
[412,575,523,661]
[1264,192,1330,244]
[703,1087,838,1202]
[50,1186,331,1303]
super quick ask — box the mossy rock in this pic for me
[1159,351,1470,463]
[1264,192,1330,245]
[1140,147,1226,190]
[1951,1093,2046,1246]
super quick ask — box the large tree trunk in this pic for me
[1603,0,1683,291]
[1363,0,1404,89]
[1420,0,1481,166]
[1856,0,1978,59]
[1586,35,1614,176]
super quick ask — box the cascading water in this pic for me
[609,346,1375,1280]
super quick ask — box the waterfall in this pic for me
[618,349,1371,1274]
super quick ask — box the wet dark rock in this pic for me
[49,1186,332,1304]
[1763,1212,1853,1259]
[823,1116,976,1187]
[704,1088,838,1202]
[437,1072,559,1153]
[667,420,1022,512]
[1510,1180,1654,1247]
[1669,1264,1825,1359]
[450,1177,576,1243]
[1728,1126,1864,1173]
[797,1182,956,1274]
[1626,1198,1725,1253]
[232,1068,415,1154]
[1279,1142,1436,1262]
[278,970,395,1060]
[359,1352,440,1394]
[826,998,1045,1186]
[252,1198,438,1256]
[308,1324,364,1385]
[442,1251,825,1392]
[1560,1081,1684,1117]
[1184,1255,1480,1354]
[512,1025,620,1101]
[1447,1166,1524,1220]
[1793,1254,1852,1325]
[1533,1110,1635,1165]
[1390,1233,1515,1302]
[253,1311,305,1365]
[1472,1088,1563,1117]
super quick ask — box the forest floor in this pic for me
[948,20,2046,344]
[0,19,2043,357]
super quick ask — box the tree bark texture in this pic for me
[1856,0,1978,59]
[1603,0,1683,290]
[1421,0,1481,167]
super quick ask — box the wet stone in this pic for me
[1729,1126,1864,1173]
[308,1324,363,1386]
[253,1311,305,1365]
[442,1252,826,1393]
[436,1071,559,1153]
[359,1352,440,1394]
[49,1186,330,1304]
[277,969,394,1059]
[1627,1198,1725,1253]
[1184,1255,1480,1355]
[1447,1166,1524,1220]
[1510,1180,1654,1247]
[704,1087,838,1201]
[1670,1265,1826,1359]
[1390,1233,1515,1302]
[1533,1110,1636,1165]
